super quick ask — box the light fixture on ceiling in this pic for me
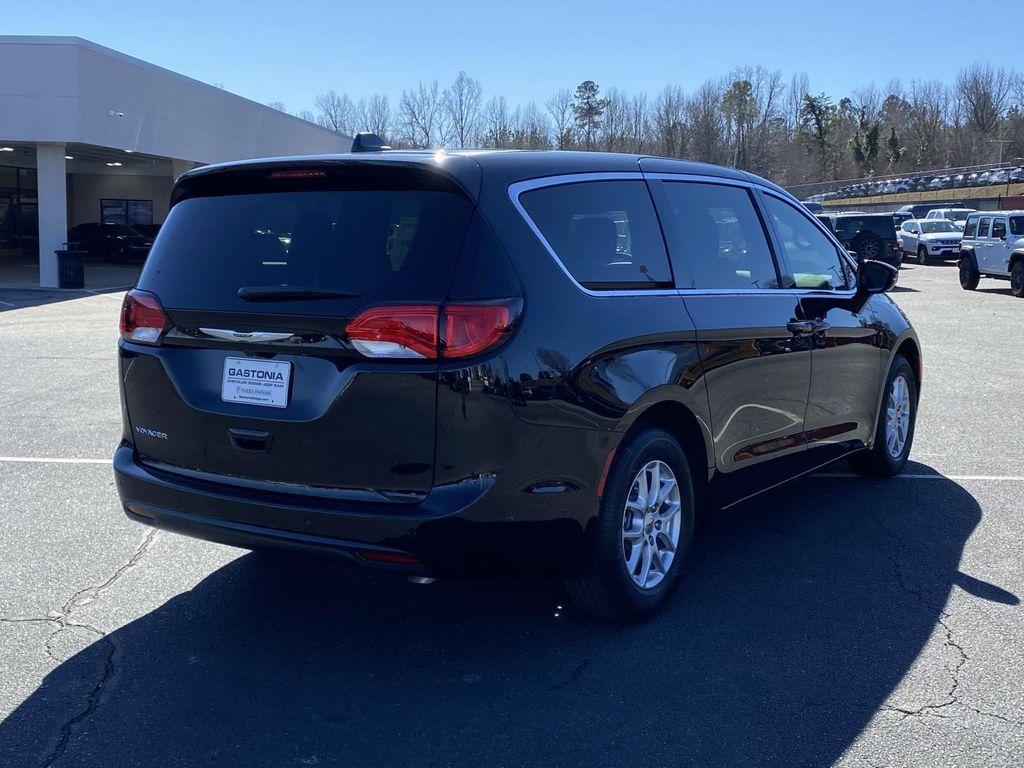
[65,155,74,160]
[106,162,123,167]
[124,149,134,153]
[0,147,14,152]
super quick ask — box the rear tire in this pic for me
[1011,261,1024,298]
[855,234,883,262]
[959,256,980,290]
[565,428,696,622]
[848,355,917,478]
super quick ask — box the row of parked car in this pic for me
[809,200,1024,297]
[806,166,1024,202]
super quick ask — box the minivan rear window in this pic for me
[519,180,672,290]
[138,188,473,314]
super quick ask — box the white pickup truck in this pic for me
[958,211,1024,297]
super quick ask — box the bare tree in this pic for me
[687,80,726,165]
[627,92,651,153]
[956,64,1012,136]
[545,88,575,149]
[399,81,442,148]
[652,85,686,158]
[356,95,391,141]
[481,95,514,148]
[512,102,551,149]
[299,61,1023,185]
[314,90,355,135]
[907,80,948,168]
[442,72,483,149]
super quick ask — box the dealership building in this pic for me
[0,35,351,288]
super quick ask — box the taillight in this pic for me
[119,289,169,345]
[345,300,520,360]
[442,303,513,358]
[345,305,440,358]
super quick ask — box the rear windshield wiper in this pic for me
[237,286,360,302]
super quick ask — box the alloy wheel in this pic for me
[621,460,682,590]
[885,375,912,459]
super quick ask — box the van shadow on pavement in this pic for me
[0,465,1003,767]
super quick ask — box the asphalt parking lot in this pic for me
[1,262,1022,767]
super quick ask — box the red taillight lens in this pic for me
[345,300,520,360]
[345,305,440,359]
[358,549,421,566]
[268,169,327,179]
[119,289,168,345]
[443,304,512,358]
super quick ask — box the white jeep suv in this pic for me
[899,219,963,264]
[958,211,1024,297]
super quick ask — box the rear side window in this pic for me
[1011,217,1024,237]
[834,216,896,240]
[519,180,672,289]
[992,219,1007,239]
[652,181,779,290]
[978,218,991,238]
[139,188,473,314]
[963,218,978,238]
[762,195,850,290]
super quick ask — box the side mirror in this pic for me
[858,259,898,294]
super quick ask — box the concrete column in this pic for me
[36,143,68,288]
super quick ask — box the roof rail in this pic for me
[351,132,391,153]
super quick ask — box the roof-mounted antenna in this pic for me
[351,132,391,153]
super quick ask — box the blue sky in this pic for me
[6,0,1022,113]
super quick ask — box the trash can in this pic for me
[56,248,86,289]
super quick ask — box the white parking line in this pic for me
[0,456,110,465]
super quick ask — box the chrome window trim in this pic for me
[507,171,859,299]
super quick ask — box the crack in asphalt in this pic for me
[870,513,1023,731]
[547,659,590,691]
[0,528,157,767]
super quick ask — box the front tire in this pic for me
[959,256,980,290]
[848,355,917,477]
[565,428,696,622]
[917,245,930,265]
[1011,260,1024,298]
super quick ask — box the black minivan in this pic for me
[115,150,920,620]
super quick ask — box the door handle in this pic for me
[787,320,830,336]
[787,320,816,335]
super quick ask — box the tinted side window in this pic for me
[652,181,778,290]
[978,218,991,238]
[992,219,1007,239]
[1011,217,1024,237]
[963,218,978,238]
[519,180,672,289]
[762,195,851,290]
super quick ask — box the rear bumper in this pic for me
[113,443,589,576]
